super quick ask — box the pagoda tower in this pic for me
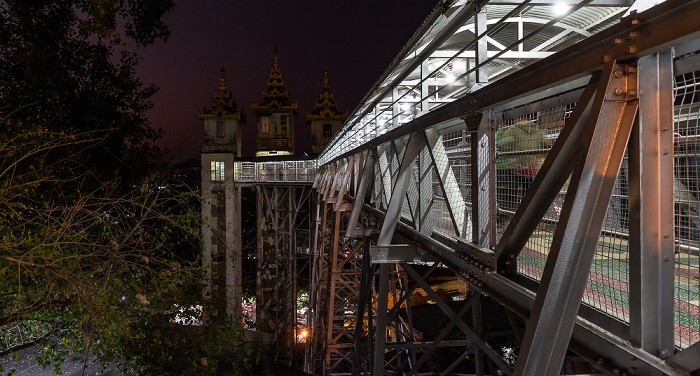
[252,49,298,157]
[199,67,244,316]
[306,69,348,154]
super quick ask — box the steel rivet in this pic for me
[628,89,636,96]
[614,88,624,96]
[614,70,623,78]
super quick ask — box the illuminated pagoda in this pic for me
[306,69,348,155]
[252,49,298,157]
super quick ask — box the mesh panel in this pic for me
[584,160,630,322]
[674,70,700,349]
[496,109,564,281]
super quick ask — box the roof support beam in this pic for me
[429,50,555,59]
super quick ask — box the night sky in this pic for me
[135,1,438,159]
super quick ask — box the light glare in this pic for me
[554,3,571,15]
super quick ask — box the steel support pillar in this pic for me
[514,61,639,375]
[628,50,675,358]
[256,184,312,365]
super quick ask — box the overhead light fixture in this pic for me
[446,73,456,84]
[553,2,571,16]
[401,103,410,111]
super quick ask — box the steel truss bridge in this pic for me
[227,0,700,374]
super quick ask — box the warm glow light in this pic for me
[301,330,308,337]
[553,2,571,15]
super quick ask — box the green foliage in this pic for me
[1,0,252,374]
[1,0,172,188]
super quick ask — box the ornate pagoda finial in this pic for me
[252,48,298,115]
[219,65,227,91]
[306,69,348,122]
[199,66,243,121]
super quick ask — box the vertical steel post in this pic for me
[472,111,495,247]
[473,292,485,376]
[372,264,390,376]
[475,5,488,87]
[628,50,675,358]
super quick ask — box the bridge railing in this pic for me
[234,160,317,183]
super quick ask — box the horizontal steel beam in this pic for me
[429,50,555,59]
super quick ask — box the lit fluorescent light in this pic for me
[553,3,571,15]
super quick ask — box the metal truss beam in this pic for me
[424,128,468,238]
[382,209,688,375]
[378,133,423,246]
[514,60,638,376]
[256,185,313,365]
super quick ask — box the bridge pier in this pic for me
[256,184,313,366]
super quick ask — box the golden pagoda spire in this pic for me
[252,48,298,115]
[306,69,348,121]
[199,66,243,121]
[219,65,227,92]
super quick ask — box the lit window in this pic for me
[216,121,225,138]
[211,161,225,181]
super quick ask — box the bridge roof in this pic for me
[318,0,641,165]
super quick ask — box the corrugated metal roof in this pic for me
[319,0,640,164]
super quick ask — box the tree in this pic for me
[1,0,255,374]
[0,0,171,187]
[0,128,254,374]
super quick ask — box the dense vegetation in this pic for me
[0,1,253,374]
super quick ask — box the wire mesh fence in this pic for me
[673,69,700,348]
[492,98,635,323]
